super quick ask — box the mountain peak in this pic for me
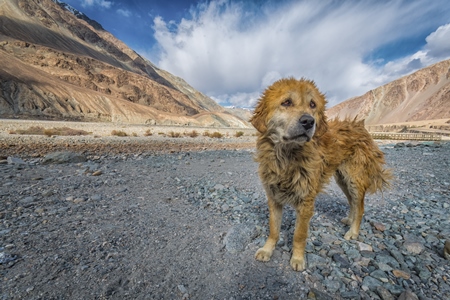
[52,0,104,31]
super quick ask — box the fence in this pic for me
[370,132,441,141]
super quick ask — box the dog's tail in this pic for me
[367,163,393,195]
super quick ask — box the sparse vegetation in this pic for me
[131,132,138,137]
[9,126,90,136]
[144,129,153,136]
[235,131,244,137]
[111,130,128,137]
[185,130,199,138]
[210,132,223,138]
[168,131,181,138]
[202,131,223,138]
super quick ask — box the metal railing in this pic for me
[370,132,442,141]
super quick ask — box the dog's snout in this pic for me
[299,115,315,130]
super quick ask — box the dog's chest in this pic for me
[263,164,318,205]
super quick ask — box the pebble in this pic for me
[42,151,86,164]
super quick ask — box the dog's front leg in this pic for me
[291,200,314,271]
[255,196,282,262]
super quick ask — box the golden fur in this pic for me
[250,78,391,271]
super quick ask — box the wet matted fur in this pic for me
[250,78,391,271]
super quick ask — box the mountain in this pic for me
[326,59,450,126]
[0,0,250,127]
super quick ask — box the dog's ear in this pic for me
[250,100,268,133]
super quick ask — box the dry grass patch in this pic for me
[144,129,153,136]
[111,130,128,137]
[185,130,199,138]
[10,126,90,136]
[235,131,244,137]
[168,131,182,138]
[209,132,223,138]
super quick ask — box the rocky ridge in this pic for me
[0,0,250,127]
[327,59,450,126]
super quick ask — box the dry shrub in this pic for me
[144,129,153,136]
[235,131,244,137]
[210,132,223,138]
[168,131,181,138]
[203,131,210,137]
[111,130,128,137]
[185,130,198,138]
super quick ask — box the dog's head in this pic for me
[250,78,328,144]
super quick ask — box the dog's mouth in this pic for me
[282,133,311,143]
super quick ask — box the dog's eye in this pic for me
[310,100,316,109]
[281,99,293,107]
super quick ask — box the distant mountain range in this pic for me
[0,0,251,127]
[327,59,450,126]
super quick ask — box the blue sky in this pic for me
[62,0,450,108]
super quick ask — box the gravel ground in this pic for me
[1,137,449,299]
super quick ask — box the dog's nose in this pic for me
[299,114,315,130]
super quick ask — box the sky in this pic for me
[62,0,450,108]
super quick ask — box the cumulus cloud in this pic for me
[117,8,132,17]
[81,0,112,9]
[152,0,450,107]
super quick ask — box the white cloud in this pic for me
[425,23,450,59]
[369,23,450,88]
[117,8,132,17]
[81,0,112,9]
[152,0,450,107]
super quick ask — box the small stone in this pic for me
[376,286,395,300]
[323,279,340,293]
[444,239,450,260]
[306,253,328,269]
[357,242,373,252]
[214,184,225,191]
[73,197,86,204]
[224,224,258,253]
[362,276,383,291]
[372,222,386,232]
[42,151,86,164]
[7,157,26,165]
[403,241,424,255]
[398,290,419,300]
[177,284,188,294]
[392,269,411,280]
[332,253,350,268]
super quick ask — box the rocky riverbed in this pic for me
[1,140,449,299]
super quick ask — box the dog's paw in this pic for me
[290,256,306,271]
[341,217,352,225]
[255,248,272,262]
[344,230,358,240]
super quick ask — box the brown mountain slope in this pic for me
[326,59,450,125]
[0,0,250,127]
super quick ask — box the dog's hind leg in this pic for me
[334,170,365,240]
[255,196,283,262]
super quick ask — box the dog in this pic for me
[250,78,391,271]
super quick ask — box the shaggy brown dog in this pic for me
[250,78,391,271]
